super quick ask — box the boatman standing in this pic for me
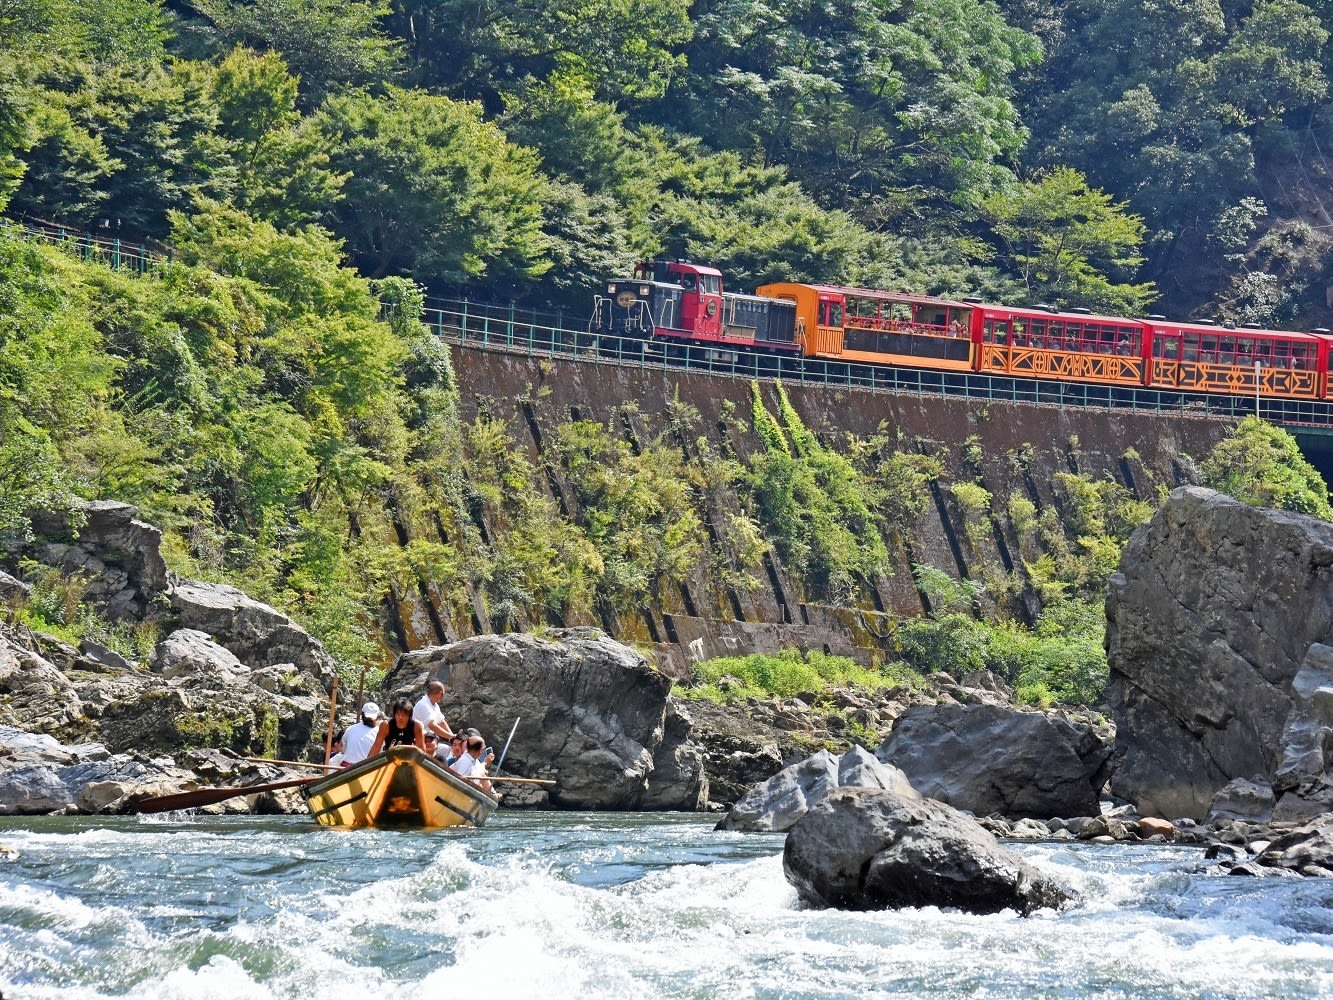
[412,680,455,742]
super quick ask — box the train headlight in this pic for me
[607,284,616,293]
[640,286,650,296]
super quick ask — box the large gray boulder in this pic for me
[0,725,188,815]
[0,628,85,732]
[27,500,168,620]
[641,701,709,810]
[170,580,335,687]
[875,704,1108,819]
[1106,487,1333,820]
[384,628,706,810]
[783,787,1073,914]
[716,745,918,832]
[1206,777,1276,826]
[151,629,248,680]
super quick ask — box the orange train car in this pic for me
[756,282,976,371]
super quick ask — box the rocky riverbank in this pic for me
[5,489,1333,889]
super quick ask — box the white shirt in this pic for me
[342,721,379,765]
[412,694,448,736]
[450,751,478,777]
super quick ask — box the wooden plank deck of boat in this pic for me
[301,745,498,829]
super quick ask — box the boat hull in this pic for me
[301,745,497,829]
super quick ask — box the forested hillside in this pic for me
[3,0,1332,321]
[3,0,1333,704]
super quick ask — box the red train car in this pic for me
[972,303,1147,387]
[1145,319,1325,400]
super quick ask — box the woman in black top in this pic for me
[369,697,425,755]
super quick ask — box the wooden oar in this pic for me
[242,756,336,772]
[466,776,556,785]
[134,776,320,814]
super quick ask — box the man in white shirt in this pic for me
[412,680,454,742]
[450,735,494,794]
[341,702,383,766]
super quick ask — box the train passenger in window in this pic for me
[1117,335,1131,355]
[948,320,964,338]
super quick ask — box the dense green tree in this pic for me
[195,0,401,103]
[209,47,346,226]
[671,0,1039,219]
[0,231,116,540]
[975,166,1157,312]
[384,0,691,106]
[316,87,551,289]
[1201,416,1333,518]
[1021,0,1328,299]
[9,59,231,235]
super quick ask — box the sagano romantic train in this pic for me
[590,259,1333,404]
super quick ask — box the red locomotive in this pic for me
[593,261,1333,405]
[591,261,800,354]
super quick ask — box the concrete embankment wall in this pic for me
[390,344,1235,673]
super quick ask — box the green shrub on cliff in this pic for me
[888,564,1108,705]
[745,382,888,604]
[1201,416,1332,520]
[686,647,889,702]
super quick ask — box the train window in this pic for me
[701,275,719,294]
[984,319,1008,343]
[821,302,844,326]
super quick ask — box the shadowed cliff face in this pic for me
[1106,486,1333,820]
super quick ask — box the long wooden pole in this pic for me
[135,776,320,814]
[243,756,336,772]
[323,675,339,766]
[465,775,555,785]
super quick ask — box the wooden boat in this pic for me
[301,745,498,829]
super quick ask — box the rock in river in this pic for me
[875,703,1109,820]
[783,787,1074,915]
[716,745,918,832]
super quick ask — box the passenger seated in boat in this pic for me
[369,698,425,755]
[444,734,466,766]
[423,732,441,760]
[341,703,382,766]
[328,727,346,767]
[455,735,495,794]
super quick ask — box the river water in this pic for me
[2,811,1332,999]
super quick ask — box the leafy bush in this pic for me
[1201,416,1332,519]
[744,383,888,603]
[687,648,892,702]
